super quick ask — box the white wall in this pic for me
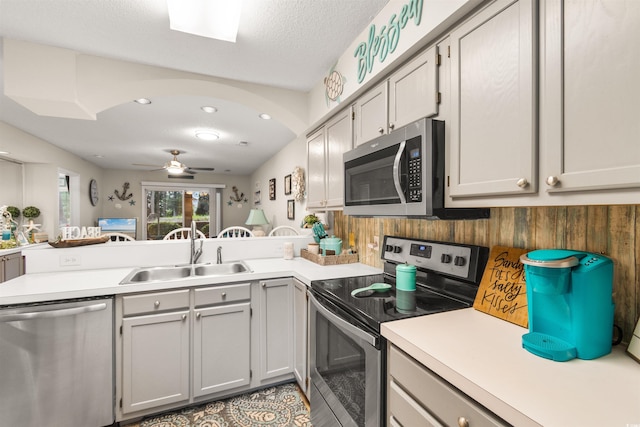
[250,134,308,233]
[0,121,104,238]
[101,169,252,237]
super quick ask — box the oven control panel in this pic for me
[382,236,488,282]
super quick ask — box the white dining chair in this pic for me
[268,226,299,236]
[163,227,206,240]
[103,232,135,242]
[217,226,254,238]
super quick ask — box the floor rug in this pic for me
[122,383,311,427]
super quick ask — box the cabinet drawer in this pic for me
[389,345,508,427]
[122,289,189,316]
[389,379,443,427]
[194,283,250,306]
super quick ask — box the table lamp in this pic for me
[245,208,269,236]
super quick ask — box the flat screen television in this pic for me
[98,217,137,239]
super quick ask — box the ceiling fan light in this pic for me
[165,160,186,174]
[201,106,217,113]
[195,130,219,141]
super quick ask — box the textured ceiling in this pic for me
[0,0,389,174]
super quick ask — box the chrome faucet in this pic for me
[190,222,203,264]
[217,246,222,264]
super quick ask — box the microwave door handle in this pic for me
[393,141,406,204]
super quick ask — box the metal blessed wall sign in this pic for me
[354,0,424,84]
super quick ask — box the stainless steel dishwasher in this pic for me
[0,296,114,427]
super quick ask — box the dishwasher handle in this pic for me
[0,302,108,323]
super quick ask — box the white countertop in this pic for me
[0,257,381,305]
[382,308,640,427]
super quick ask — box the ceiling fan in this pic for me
[134,150,215,175]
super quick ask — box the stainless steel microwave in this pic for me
[343,118,489,219]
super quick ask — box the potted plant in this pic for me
[302,214,320,228]
[6,206,20,221]
[23,206,40,220]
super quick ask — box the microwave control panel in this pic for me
[406,135,422,203]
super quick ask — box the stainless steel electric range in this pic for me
[308,235,489,427]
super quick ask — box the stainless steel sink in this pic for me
[194,261,250,276]
[120,261,251,284]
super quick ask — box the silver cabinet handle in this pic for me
[389,123,395,130]
[546,175,559,187]
[221,292,227,298]
[516,178,528,188]
[196,312,201,319]
[262,282,266,288]
[0,302,107,322]
[457,416,469,427]
[154,300,160,308]
[182,314,187,321]
[378,127,384,134]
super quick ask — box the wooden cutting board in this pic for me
[473,246,530,328]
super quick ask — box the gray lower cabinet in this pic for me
[388,344,508,427]
[257,278,294,381]
[117,283,252,422]
[193,284,251,397]
[293,279,308,397]
[0,252,24,283]
[120,290,191,415]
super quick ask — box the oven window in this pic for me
[315,309,367,426]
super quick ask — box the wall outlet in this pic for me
[59,255,81,266]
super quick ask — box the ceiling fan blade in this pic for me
[189,167,215,171]
[132,163,162,168]
[183,169,197,175]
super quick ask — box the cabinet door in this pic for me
[541,0,640,193]
[354,80,388,146]
[293,279,308,396]
[121,310,190,414]
[325,108,353,208]
[258,278,293,381]
[389,45,439,130]
[307,127,326,209]
[1,253,24,283]
[193,302,251,398]
[449,0,537,197]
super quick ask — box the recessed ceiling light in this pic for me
[134,98,152,104]
[201,106,217,113]
[195,130,220,141]
[258,113,271,120]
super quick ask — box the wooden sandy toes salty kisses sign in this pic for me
[473,246,530,327]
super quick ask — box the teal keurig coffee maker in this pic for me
[520,249,614,362]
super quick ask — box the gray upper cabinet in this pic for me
[306,107,353,209]
[388,44,439,131]
[448,0,537,198]
[354,81,388,146]
[540,0,640,193]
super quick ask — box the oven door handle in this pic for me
[309,292,378,347]
[392,140,406,204]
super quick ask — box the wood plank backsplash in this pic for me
[333,205,640,345]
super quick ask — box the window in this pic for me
[141,182,223,240]
[58,170,79,229]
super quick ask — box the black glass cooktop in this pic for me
[310,274,471,333]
